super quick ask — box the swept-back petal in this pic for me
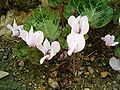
[49,41,60,58]
[67,33,85,55]
[13,19,18,29]
[40,55,50,64]
[34,31,44,46]
[67,33,77,51]
[51,41,60,54]
[68,16,76,27]
[111,42,119,46]
[71,20,80,33]
[43,38,50,54]
[29,26,34,37]
[19,29,28,41]
[110,35,115,41]
[37,44,45,55]
[17,25,23,30]
[74,34,85,53]
[80,16,89,35]
[7,24,13,31]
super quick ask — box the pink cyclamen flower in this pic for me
[19,26,44,47]
[109,57,120,71]
[67,33,85,56]
[68,15,89,35]
[101,34,119,46]
[7,19,23,37]
[37,38,60,64]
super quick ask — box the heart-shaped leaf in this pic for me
[24,6,60,41]
[66,0,113,28]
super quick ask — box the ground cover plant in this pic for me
[0,0,120,89]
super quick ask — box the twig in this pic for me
[49,61,67,72]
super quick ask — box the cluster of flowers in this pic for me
[7,16,119,65]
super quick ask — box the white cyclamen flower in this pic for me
[7,19,23,37]
[67,33,85,56]
[67,15,89,56]
[68,15,89,35]
[37,38,60,64]
[101,34,119,46]
[20,26,44,47]
[109,57,120,71]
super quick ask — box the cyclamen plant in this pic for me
[7,15,89,64]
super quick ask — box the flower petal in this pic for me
[80,16,89,35]
[74,34,85,53]
[111,42,119,46]
[7,24,13,31]
[40,55,50,64]
[109,57,120,70]
[37,44,45,54]
[68,16,76,27]
[19,29,28,41]
[71,20,80,33]
[67,33,85,55]
[43,38,51,54]
[34,31,44,46]
[13,19,18,29]
[50,41,60,58]
[17,25,24,30]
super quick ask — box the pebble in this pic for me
[88,66,94,74]
[48,78,59,89]
[84,88,90,90]
[2,56,7,59]
[19,60,24,67]
[0,49,4,52]
[101,72,111,78]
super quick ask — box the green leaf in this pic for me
[24,6,60,41]
[58,25,71,48]
[115,30,120,56]
[64,3,75,19]
[113,7,120,25]
[48,0,70,5]
[69,0,113,28]
[12,41,42,64]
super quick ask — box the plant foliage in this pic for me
[24,6,60,41]
[64,0,113,28]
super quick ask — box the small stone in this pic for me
[90,57,94,61]
[0,49,4,52]
[2,56,7,59]
[19,60,24,67]
[48,78,59,89]
[79,67,85,70]
[101,72,111,78]
[84,88,90,90]
[29,83,32,86]
[113,81,116,84]
[84,72,90,75]
[52,71,58,77]
[78,71,84,75]
[88,66,94,74]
